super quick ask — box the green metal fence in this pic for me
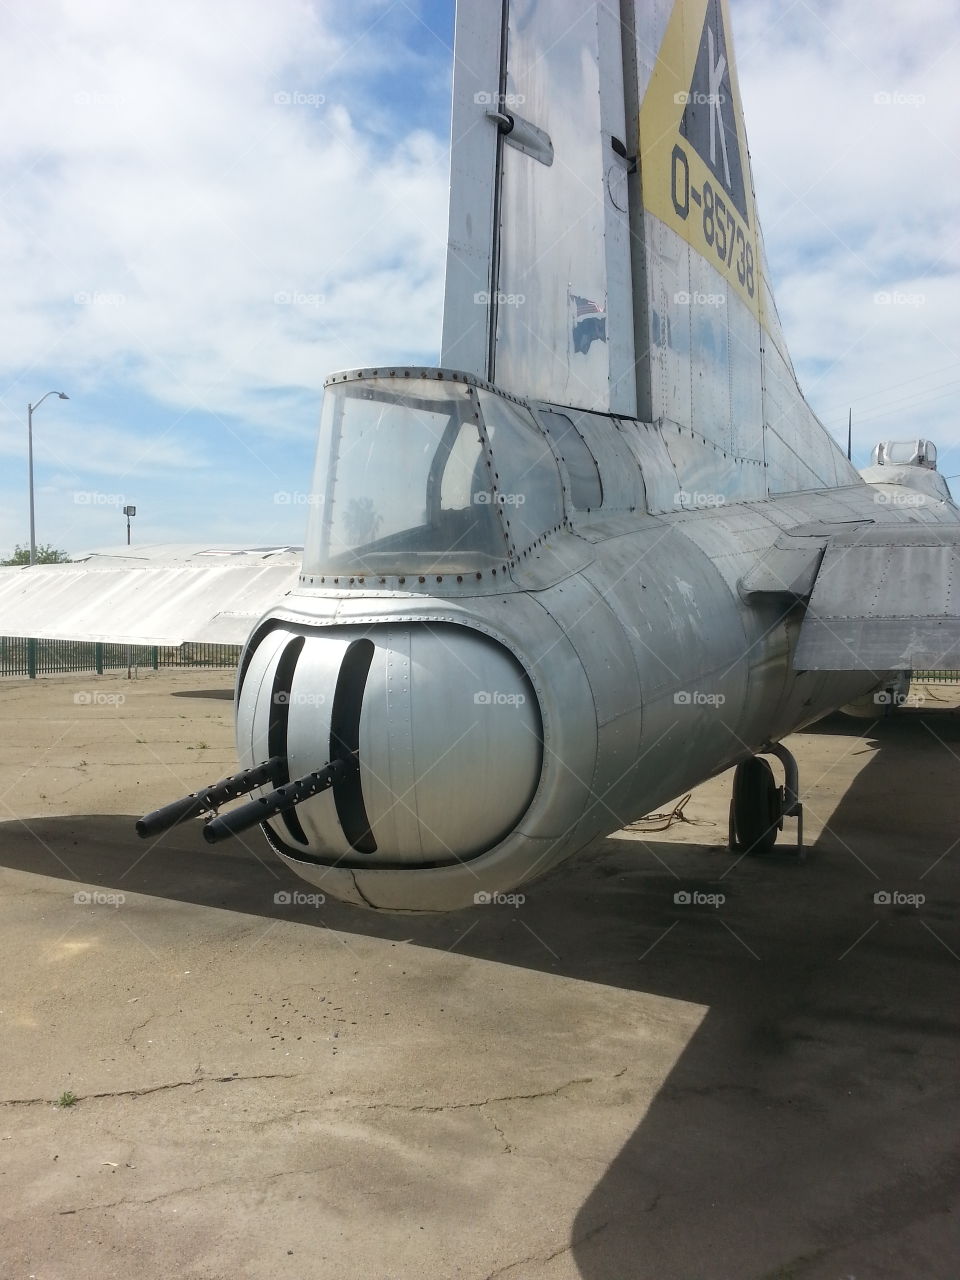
[0,637,241,679]
[912,671,960,684]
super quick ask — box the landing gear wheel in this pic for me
[729,756,780,855]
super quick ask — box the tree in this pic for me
[1,543,71,565]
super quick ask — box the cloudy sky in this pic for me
[0,0,957,557]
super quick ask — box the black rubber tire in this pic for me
[731,757,780,855]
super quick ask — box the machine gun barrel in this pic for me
[201,759,350,844]
[136,757,285,838]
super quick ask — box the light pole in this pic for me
[123,504,136,545]
[27,390,69,565]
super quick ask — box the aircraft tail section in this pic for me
[441,0,860,496]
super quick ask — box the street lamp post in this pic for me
[123,504,136,545]
[27,390,69,565]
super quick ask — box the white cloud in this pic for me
[0,0,448,420]
[0,0,452,553]
[735,0,960,464]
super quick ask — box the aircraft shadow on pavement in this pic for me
[2,708,958,1277]
[168,687,234,700]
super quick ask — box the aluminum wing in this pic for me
[0,544,301,646]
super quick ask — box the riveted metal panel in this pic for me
[535,575,641,727]
[566,410,646,510]
[439,2,504,378]
[493,0,634,412]
[796,526,960,670]
[616,418,681,514]
[647,217,693,431]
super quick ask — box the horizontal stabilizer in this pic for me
[737,521,877,602]
[794,527,960,671]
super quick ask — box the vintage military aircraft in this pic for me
[3,0,958,911]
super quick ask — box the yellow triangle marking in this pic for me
[637,0,763,321]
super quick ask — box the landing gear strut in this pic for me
[728,741,804,859]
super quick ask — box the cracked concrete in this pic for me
[0,1071,297,1108]
[1,670,958,1279]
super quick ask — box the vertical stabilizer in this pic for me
[441,0,637,416]
[441,0,862,495]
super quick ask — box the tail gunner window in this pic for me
[304,378,505,576]
[303,373,566,578]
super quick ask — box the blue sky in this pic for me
[0,0,957,557]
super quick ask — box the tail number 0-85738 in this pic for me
[670,143,754,297]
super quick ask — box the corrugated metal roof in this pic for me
[0,545,301,645]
